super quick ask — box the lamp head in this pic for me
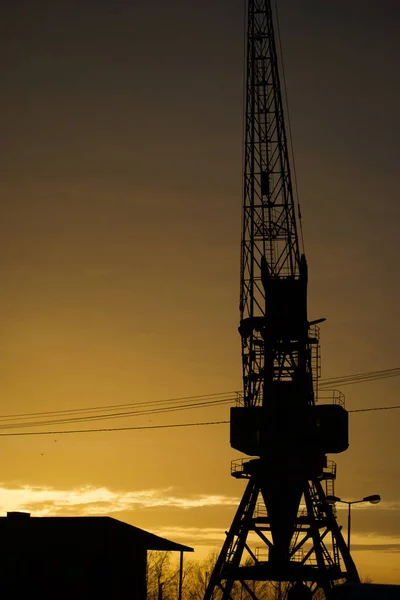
[363,494,381,504]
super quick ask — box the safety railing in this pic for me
[317,389,345,407]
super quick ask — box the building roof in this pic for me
[0,513,193,553]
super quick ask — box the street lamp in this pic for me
[326,494,381,552]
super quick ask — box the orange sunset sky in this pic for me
[1,0,399,585]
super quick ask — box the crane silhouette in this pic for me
[203,2,360,598]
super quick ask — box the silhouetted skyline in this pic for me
[0,0,399,584]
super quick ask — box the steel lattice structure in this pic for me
[240,0,302,412]
[204,1,360,599]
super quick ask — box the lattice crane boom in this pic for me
[240,0,304,411]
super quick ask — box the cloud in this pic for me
[348,531,400,553]
[150,526,226,547]
[0,484,399,554]
[351,544,400,553]
[334,501,400,511]
[0,484,238,516]
[143,526,400,553]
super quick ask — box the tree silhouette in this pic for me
[146,551,340,599]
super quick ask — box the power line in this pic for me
[0,367,398,432]
[0,420,229,437]
[0,405,398,438]
[0,391,236,421]
[0,397,235,431]
[319,367,400,389]
[350,405,400,414]
[0,367,398,426]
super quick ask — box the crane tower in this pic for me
[204,1,360,598]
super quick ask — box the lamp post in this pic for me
[326,494,381,552]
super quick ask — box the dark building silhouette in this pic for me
[0,512,193,598]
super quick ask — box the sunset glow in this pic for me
[1,0,399,588]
